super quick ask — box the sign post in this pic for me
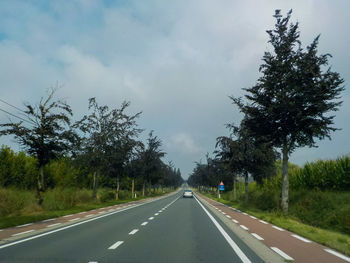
[218,181,224,199]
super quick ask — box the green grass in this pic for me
[202,192,350,256]
[0,187,172,229]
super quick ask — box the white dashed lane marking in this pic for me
[324,249,350,262]
[272,226,285,231]
[12,230,34,236]
[259,220,268,224]
[149,217,154,220]
[232,219,239,224]
[251,233,264,240]
[271,247,294,261]
[16,223,33,228]
[69,218,80,222]
[249,216,257,219]
[46,223,62,228]
[154,213,159,216]
[129,229,139,235]
[291,234,312,243]
[226,215,231,218]
[63,214,73,218]
[108,241,124,250]
[141,222,148,226]
[240,225,249,231]
[42,219,55,222]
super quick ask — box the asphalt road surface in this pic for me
[0,191,265,263]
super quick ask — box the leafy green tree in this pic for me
[0,90,74,204]
[232,10,344,212]
[76,98,142,199]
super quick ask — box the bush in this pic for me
[98,189,115,202]
[0,188,36,216]
[43,188,78,210]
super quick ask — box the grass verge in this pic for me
[0,190,171,229]
[202,192,350,256]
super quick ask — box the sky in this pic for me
[0,0,349,179]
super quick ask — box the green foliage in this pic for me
[0,188,37,216]
[0,146,37,189]
[289,156,350,191]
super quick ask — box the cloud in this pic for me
[168,133,202,156]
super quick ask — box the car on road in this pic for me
[183,189,193,198]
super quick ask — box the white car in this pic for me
[183,190,193,198]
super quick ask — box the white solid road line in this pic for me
[12,230,34,236]
[108,241,124,250]
[324,249,350,262]
[141,222,148,226]
[291,234,312,243]
[129,229,139,235]
[272,226,285,231]
[251,233,264,240]
[240,225,249,231]
[271,247,294,261]
[194,196,251,263]
[46,223,62,228]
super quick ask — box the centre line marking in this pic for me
[141,222,148,226]
[129,229,139,235]
[194,196,251,263]
[108,241,124,250]
[12,230,34,236]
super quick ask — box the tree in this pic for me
[76,98,142,199]
[0,89,74,204]
[216,119,277,203]
[232,10,344,212]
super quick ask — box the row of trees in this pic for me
[0,93,183,204]
[188,10,344,213]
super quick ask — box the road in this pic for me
[0,191,267,263]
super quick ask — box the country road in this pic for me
[0,190,349,263]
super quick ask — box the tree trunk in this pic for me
[93,170,98,199]
[281,144,289,214]
[131,178,135,198]
[36,165,45,206]
[233,174,237,201]
[142,181,145,197]
[244,171,249,203]
[115,176,120,200]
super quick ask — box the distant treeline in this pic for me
[188,157,350,192]
[0,145,183,192]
